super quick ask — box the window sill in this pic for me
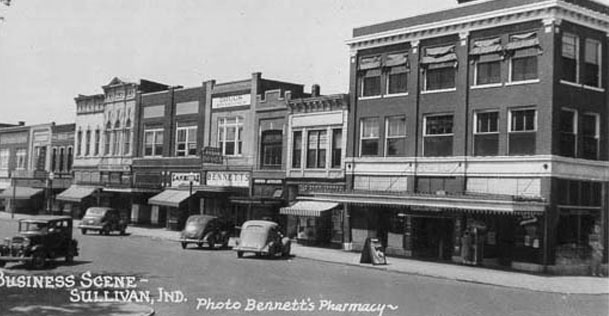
[471,83,503,89]
[423,134,454,137]
[421,88,457,94]
[474,132,500,135]
[559,80,581,88]
[508,130,537,133]
[505,79,540,86]
[358,96,382,101]
[583,85,605,93]
[384,92,409,98]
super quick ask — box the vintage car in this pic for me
[0,216,79,269]
[79,207,128,235]
[234,220,291,258]
[179,215,232,249]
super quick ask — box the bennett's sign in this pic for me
[211,94,251,109]
[171,172,201,187]
[206,171,249,187]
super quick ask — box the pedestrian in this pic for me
[589,225,604,277]
[461,231,472,265]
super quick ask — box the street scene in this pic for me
[1,0,609,315]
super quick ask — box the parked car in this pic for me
[234,220,291,258]
[79,207,128,235]
[0,216,79,269]
[179,215,232,249]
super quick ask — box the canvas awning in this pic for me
[280,201,339,217]
[0,186,43,200]
[148,190,192,208]
[56,186,99,203]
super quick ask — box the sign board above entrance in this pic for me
[171,172,201,187]
[212,94,251,109]
[206,171,249,187]
[202,147,223,164]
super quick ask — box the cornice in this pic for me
[347,0,608,51]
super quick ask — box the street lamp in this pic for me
[47,171,55,214]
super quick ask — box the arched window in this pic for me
[67,146,73,171]
[51,147,58,172]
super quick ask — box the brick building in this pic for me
[302,0,608,274]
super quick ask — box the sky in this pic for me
[1,0,606,126]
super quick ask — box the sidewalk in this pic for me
[1,212,607,295]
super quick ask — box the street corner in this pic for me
[6,302,154,316]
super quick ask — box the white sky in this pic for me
[0,0,604,125]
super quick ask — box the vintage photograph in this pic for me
[0,0,608,315]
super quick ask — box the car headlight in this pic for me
[20,237,30,248]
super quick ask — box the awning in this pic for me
[0,186,43,200]
[148,190,192,208]
[280,201,338,217]
[56,186,99,203]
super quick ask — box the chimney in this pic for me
[311,84,320,97]
[18,121,25,126]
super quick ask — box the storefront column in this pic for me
[342,203,352,250]
[151,205,159,225]
[403,215,413,256]
[452,217,463,263]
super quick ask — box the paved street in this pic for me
[0,219,607,316]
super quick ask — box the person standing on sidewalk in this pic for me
[589,224,604,277]
[461,230,472,265]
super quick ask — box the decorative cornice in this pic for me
[347,0,609,51]
[288,95,349,114]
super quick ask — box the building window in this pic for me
[0,149,8,169]
[507,32,539,82]
[358,56,381,97]
[261,130,282,169]
[15,148,26,169]
[104,131,111,155]
[176,125,197,157]
[67,146,73,171]
[422,45,457,91]
[85,130,91,156]
[331,129,342,168]
[124,119,132,155]
[306,130,327,169]
[76,130,82,156]
[59,147,65,172]
[386,52,409,94]
[559,109,577,158]
[509,109,536,155]
[112,131,121,156]
[34,146,46,171]
[385,116,406,156]
[423,115,453,157]
[218,117,243,156]
[94,129,100,156]
[474,111,499,156]
[292,131,302,169]
[582,113,599,160]
[561,33,579,83]
[471,38,503,86]
[51,147,57,171]
[584,39,601,88]
[360,118,379,156]
[144,129,164,157]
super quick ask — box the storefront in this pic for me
[280,201,342,246]
[55,185,101,218]
[0,186,44,214]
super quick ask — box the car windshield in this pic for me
[85,209,106,217]
[187,216,214,226]
[20,222,48,233]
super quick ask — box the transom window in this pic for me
[385,116,406,156]
[175,125,197,157]
[144,129,164,157]
[561,33,579,83]
[584,39,601,88]
[360,118,379,156]
[218,117,243,156]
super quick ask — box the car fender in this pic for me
[30,244,46,253]
[203,231,215,243]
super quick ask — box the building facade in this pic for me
[300,0,609,274]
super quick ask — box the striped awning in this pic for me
[148,190,192,208]
[56,186,99,202]
[0,187,43,200]
[280,201,338,217]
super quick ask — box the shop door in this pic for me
[413,217,453,260]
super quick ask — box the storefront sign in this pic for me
[206,171,249,187]
[201,147,223,164]
[298,183,344,194]
[98,164,131,172]
[171,172,201,187]
[212,94,251,109]
[254,179,283,185]
[0,133,28,145]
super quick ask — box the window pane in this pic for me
[362,118,379,138]
[512,56,538,81]
[426,115,453,135]
[363,76,381,97]
[292,131,302,168]
[361,139,378,156]
[427,67,455,90]
[387,116,406,136]
[387,138,406,156]
[562,57,577,82]
[477,61,501,85]
[388,71,407,94]
[332,129,342,168]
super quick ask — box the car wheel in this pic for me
[197,242,203,249]
[237,251,243,258]
[102,227,110,235]
[30,251,47,270]
[81,229,87,235]
[181,242,188,249]
[282,244,291,257]
[208,236,216,250]
[120,228,126,236]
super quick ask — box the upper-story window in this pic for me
[124,119,132,155]
[508,108,536,155]
[359,56,382,97]
[76,130,82,156]
[67,146,73,171]
[51,147,57,171]
[559,109,577,158]
[218,117,243,156]
[306,130,327,169]
[423,114,453,157]
[471,38,502,86]
[15,148,26,169]
[85,130,91,156]
[94,129,100,156]
[360,118,379,156]
[507,32,540,82]
[292,131,302,169]
[473,111,499,156]
[261,130,282,169]
[144,129,164,157]
[58,147,65,172]
[561,33,579,83]
[584,39,601,88]
[385,52,409,94]
[421,45,457,91]
[104,130,111,156]
[0,149,8,169]
[175,125,197,157]
[331,129,342,168]
[385,116,406,156]
[582,113,600,160]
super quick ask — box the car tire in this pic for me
[102,227,110,235]
[282,244,291,257]
[208,237,216,250]
[30,251,47,270]
[181,242,188,249]
[120,228,126,236]
[197,242,203,249]
[237,251,243,258]
[81,229,87,235]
